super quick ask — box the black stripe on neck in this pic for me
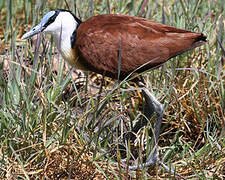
[56,9,82,25]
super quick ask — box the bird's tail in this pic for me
[170,33,207,59]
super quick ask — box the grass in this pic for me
[0,0,224,179]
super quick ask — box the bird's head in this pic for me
[21,9,82,40]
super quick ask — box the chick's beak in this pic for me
[21,23,44,40]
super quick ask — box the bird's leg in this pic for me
[132,89,155,134]
[141,86,163,166]
[128,82,183,178]
[129,82,163,170]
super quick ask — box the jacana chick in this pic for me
[22,9,207,171]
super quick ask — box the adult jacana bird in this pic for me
[22,9,207,171]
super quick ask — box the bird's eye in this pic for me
[33,28,36,31]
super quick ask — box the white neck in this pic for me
[53,29,74,61]
[44,12,78,65]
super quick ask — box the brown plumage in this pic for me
[75,14,206,80]
[21,10,207,172]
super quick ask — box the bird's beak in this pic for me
[21,23,44,40]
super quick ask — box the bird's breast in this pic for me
[59,41,87,71]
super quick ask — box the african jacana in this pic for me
[22,9,207,171]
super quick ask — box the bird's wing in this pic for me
[76,14,206,80]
